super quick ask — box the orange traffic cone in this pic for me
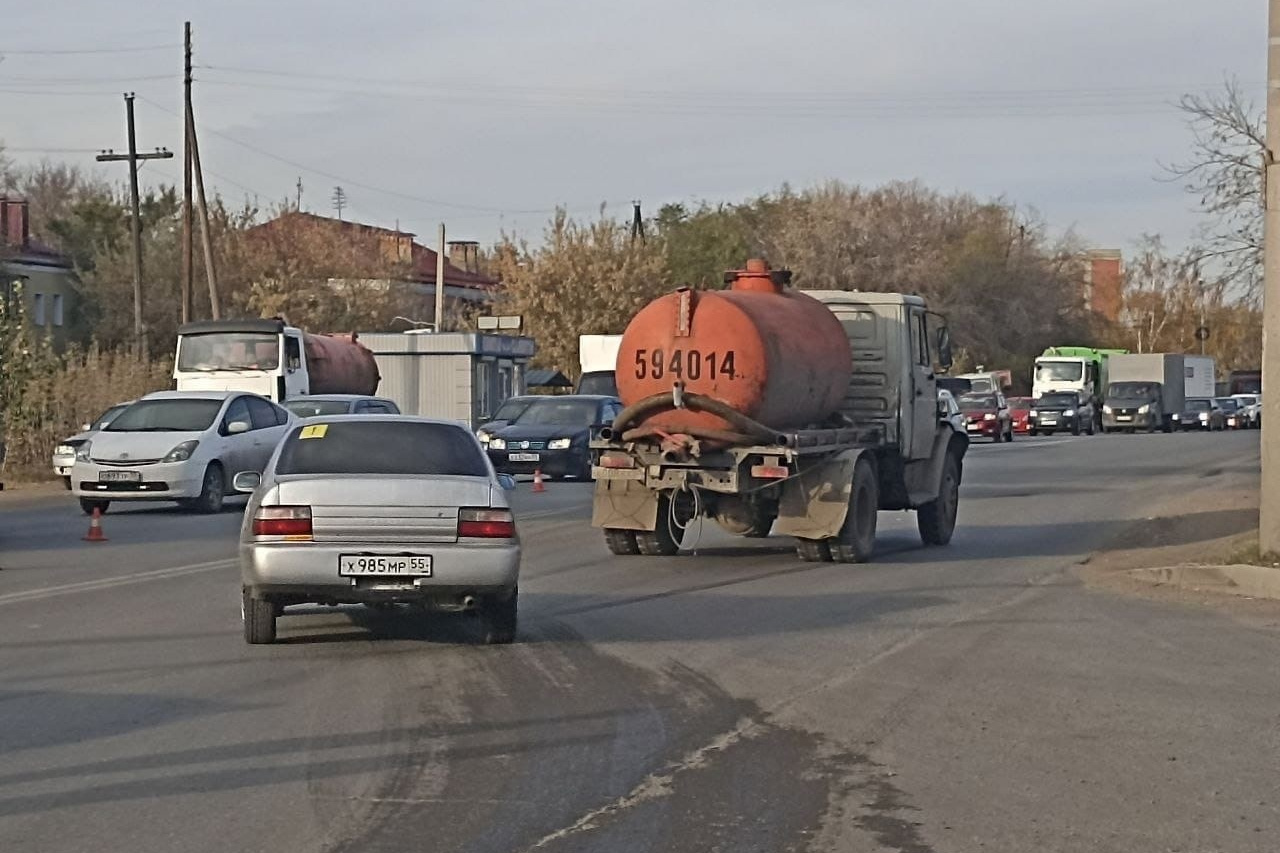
[83,507,109,542]
[532,468,546,493]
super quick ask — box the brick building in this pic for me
[1083,249,1123,323]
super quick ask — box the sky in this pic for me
[0,0,1267,256]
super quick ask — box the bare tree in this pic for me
[1165,78,1266,301]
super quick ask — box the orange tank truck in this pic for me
[615,258,852,439]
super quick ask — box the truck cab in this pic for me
[175,319,307,402]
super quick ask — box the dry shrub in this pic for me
[1,344,172,480]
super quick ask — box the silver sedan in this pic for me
[236,416,520,645]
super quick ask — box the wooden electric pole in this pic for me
[97,93,172,354]
[435,223,446,332]
[181,21,194,324]
[1261,0,1280,554]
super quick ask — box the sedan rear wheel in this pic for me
[242,588,277,645]
[482,587,518,645]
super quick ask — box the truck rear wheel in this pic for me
[918,453,960,546]
[635,492,687,557]
[831,458,878,563]
[604,528,641,556]
[796,538,833,562]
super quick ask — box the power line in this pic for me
[2,146,101,154]
[199,64,1257,102]
[0,73,178,85]
[135,94,558,214]
[0,43,176,56]
[190,77,1203,119]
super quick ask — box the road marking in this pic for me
[0,559,236,606]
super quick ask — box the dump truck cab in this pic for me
[175,319,307,402]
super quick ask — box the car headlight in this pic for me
[488,438,507,450]
[1064,409,1076,417]
[55,444,75,456]
[75,442,92,462]
[548,438,572,450]
[477,431,491,445]
[1029,409,1038,418]
[983,413,996,421]
[162,439,200,463]
[1102,405,1112,414]
[1137,404,1150,414]
[1199,413,1209,421]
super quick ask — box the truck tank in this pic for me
[304,332,381,395]
[615,259,852,438]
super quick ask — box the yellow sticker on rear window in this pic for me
[299,424,329,439]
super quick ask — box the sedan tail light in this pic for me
[252,505,313,539]
[458,508,515,538]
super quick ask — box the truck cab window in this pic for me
[285,336,302,371]
[912,312,929,367]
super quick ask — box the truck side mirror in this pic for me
[936,327,954,371]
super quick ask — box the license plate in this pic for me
[966,424,981,432]
[338,555,433,577]
[509,452,541,462]
[1116,415,1131,421]
[99,470,141,483]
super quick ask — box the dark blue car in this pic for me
[480,395,622,480]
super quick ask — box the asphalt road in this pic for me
[1,431,1276,853]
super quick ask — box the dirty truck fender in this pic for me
[773,448,869,540]
[592,477,660,532]
[907,428,967,508]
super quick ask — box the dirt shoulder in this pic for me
[1078,465,1280,629]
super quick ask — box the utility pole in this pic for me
[1262,0,1280,555]
[435,222,445,333]
[332,186,347,220]
[181,22,193,325]
[97,93,173,354]
[631,200,645,245]
[188,107,220,319]
[296,176,303,211]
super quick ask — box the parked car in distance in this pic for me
[283,395,401,418]
[484,395,623,479]
[52,401,133,489]
[72,391,293,515]
[1007,396,1033,435]
[1176,397,1225,431]
[1231,394,1260,429]
[957,393,1013,443]
[236,416,521,645]
[937,389,966,433]
[1215,397,1246,430]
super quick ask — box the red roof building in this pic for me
[249,211,497,304]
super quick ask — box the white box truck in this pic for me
[1102,354,1215,433]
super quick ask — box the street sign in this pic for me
[1195,326,1211,341]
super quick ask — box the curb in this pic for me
[1128,564,1280,601]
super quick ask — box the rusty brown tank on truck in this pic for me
[303,331,380,395]
[615,258,851,438]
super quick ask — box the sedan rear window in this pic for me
[275,421,489,477]
[284,399,352,417]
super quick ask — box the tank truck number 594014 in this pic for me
[590,258,969,562]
